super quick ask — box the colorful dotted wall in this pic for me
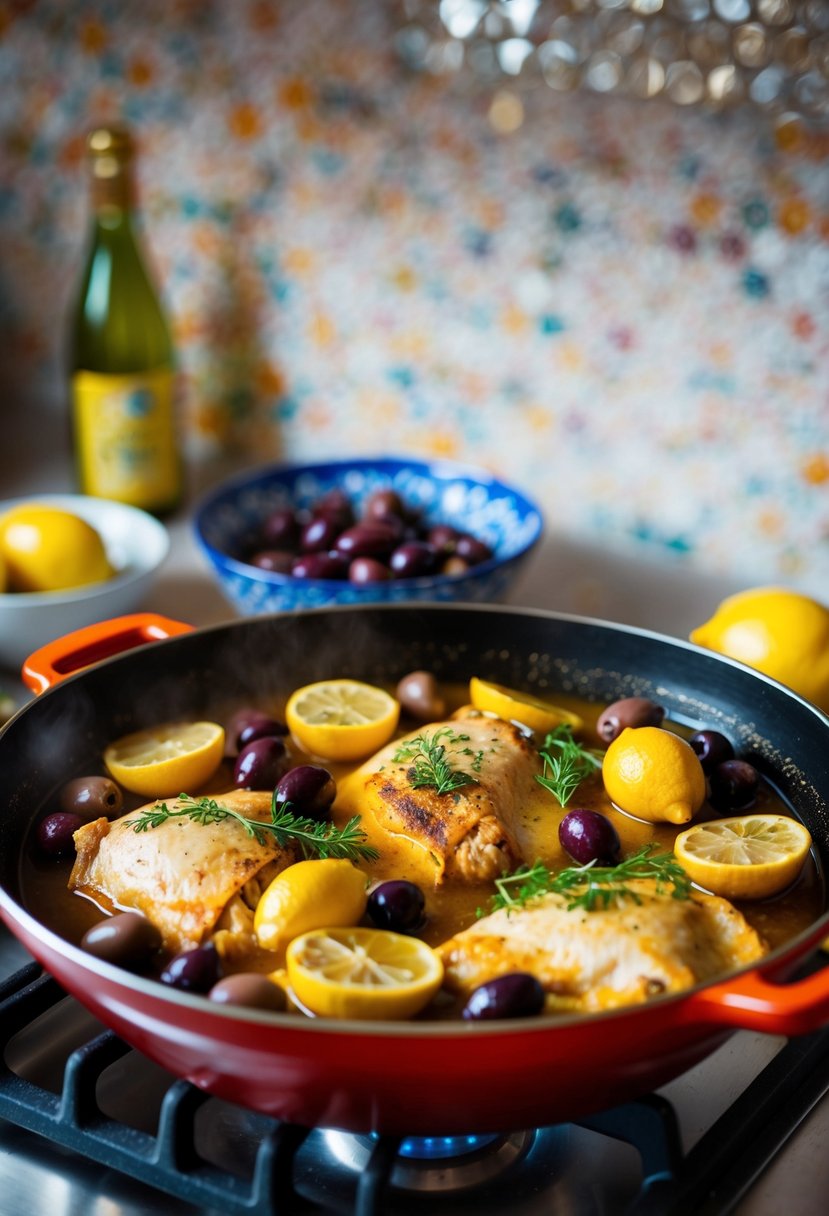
[1,1,827,595]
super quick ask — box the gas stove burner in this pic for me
[322,1128,535,1193]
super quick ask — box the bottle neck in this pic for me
[90,155,134,214]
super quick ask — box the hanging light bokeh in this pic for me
[394,0,829,129]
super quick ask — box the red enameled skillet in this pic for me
[2,605,829,1136]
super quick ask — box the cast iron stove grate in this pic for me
[2,961,829,1216]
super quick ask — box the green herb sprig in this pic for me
[535,724,603,806]
[127,793,379,862]
[486,845,692,916]
[392,728,479,796]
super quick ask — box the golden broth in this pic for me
[19,686,824,976]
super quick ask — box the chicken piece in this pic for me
[69,790,296,954]
[438,879,767,1013]
[339,714,543,883]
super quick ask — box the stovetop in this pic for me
[3,930,829,1216]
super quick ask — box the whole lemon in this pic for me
[0,504,114,593]
[690,587,829,713]
[602,726,706,825]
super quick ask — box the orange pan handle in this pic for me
[680,948,829,1036]
[22,613,194,695]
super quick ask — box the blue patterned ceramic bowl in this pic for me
[193,458,543,615]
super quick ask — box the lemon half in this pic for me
[469,677,584,734]
[674,814,812,901]
[285,679,399,761]
[104,721,225,798]
[286,926,444,1020]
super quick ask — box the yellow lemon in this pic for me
[602,726,706,825]
[104,721,225,797]
[674,814,812,901]
[0,549,6,593]
[286,927,444,1020]
[254,859,368,953]
[0,504,114,593]
[690,587,829,713]
[469,676,584,734]
[285,679,399,761]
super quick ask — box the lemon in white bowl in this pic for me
[0,494,169,671]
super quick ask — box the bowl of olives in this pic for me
[193,457,543,615]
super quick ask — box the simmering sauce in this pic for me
[19,686,824,980]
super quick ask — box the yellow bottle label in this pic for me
[71,369,181,511]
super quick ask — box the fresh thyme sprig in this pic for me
[486,845,692,916]
[126,793,379,862]
[393,728,479,796]
[535,724,603,806]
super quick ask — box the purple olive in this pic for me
[367,880,426,934]
[454,534,493,566]
[160,943,222,993]
[396,670,446,721]
[59,776,122,821]
[300,514,342,553]
[558,808,621,866]
[261,507,300,550]
[462,973,545,1021]
[689,729,735,774]
[708,759,759,812]
[36,812,83,858]
[234,736,290,789]
[208,973,287,1011]
[389,541,438,578]
[334,523,398,559]
[596,697,665,744]
[349,557,392,584]
[233,710,289,750]
[291,551,349,580]
[312,488,355,531]
[249,549,295,575]
[81,912,162,968]
[275,765,336,819]
[363,488,405,523]
[427,523,460,555]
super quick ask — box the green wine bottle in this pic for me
[69,126,182,514]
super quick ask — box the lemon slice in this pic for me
[104,721,225,798]
[674,814,812,901]
[254,859,368,953]
[469,677,584,734]
[285,679,400,761]
[286,927,444,1020]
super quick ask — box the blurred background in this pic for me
[0,0,827,622]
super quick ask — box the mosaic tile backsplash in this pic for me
[0,0,827,598]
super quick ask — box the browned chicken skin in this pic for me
[342,713,544,882]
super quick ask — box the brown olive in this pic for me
[596,697,665,743]
[396,670,446,722]
[59,776,123,821]
[208,973,287,1011]
[81,912,162,968]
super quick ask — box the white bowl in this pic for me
[0,495,170,672]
